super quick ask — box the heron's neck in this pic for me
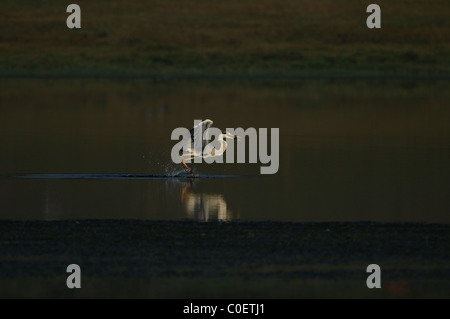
[217,135,227,155]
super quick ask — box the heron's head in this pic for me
[222,131,241,141]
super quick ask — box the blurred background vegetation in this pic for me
[0,0,449,75]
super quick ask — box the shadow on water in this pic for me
[161,177,238,222]
[1,172,243,222]
[179,179,237,222]
[12,173,240,222]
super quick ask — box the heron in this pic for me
[180,119,239,177]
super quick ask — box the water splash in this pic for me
[164,163,187,177]
[147,149,189,177]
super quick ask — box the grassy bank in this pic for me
[0,0,449,75]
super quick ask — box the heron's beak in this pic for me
[235,135,241,141]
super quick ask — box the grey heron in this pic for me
[180,119,239,177]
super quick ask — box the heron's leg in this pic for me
[182,160,195,177]
[181,160,190,170]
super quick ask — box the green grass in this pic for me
[0,0,449,75]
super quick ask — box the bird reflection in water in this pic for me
[180,180,237,222]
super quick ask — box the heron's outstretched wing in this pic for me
[189,119,213,141]
[183,119,213,157]
[189,119,213,155]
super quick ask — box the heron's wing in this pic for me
[189,119,213,141]
[189,119,213,156]
[202,119,213,150]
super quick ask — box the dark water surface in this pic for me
[1,220,449,298]
[1,79,449,222]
